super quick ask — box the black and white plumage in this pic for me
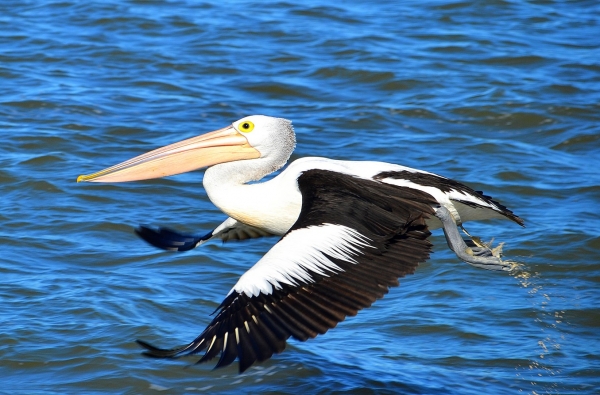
[138,169,436,372]
[137,165,523,252]
[77,115,523,373]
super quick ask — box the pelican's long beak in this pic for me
[77,125,260,183]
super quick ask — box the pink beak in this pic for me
[77,125,260,183]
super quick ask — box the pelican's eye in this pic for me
[238,121,255,133]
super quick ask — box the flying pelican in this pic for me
[78,115,523,372]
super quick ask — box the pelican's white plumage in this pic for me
[78,115,523,373]
[233,223,373,297]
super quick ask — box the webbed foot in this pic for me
[435,207,514,271]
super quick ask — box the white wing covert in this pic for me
[137,169,438,372]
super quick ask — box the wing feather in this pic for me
[137,169,437,372]
[135,219,276,252]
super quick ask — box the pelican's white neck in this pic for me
[204,156,280,187]
[202,158,300,234]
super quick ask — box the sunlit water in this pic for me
[1,1,599,394]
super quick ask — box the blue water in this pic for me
[1,1,599,393]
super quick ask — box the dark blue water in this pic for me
[1,1,599,393]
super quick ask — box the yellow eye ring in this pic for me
[238,121,254,133]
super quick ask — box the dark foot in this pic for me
[135,225,211,252]
[435,207,514,271]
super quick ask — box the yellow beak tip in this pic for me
[76,174,86,183]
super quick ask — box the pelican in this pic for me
[78,115,523,372]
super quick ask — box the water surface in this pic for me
[1,1,599,394]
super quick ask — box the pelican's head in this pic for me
[77,115,296,183]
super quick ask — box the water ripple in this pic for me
[1,0,599,393]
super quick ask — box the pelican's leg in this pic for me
[434,206,512,271]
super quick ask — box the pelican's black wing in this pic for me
[137,169,437,372]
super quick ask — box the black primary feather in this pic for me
[137,169,438,372]
[135,225,211,251]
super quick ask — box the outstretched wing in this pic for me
[135,218,276,252]
[137,169,438,372]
